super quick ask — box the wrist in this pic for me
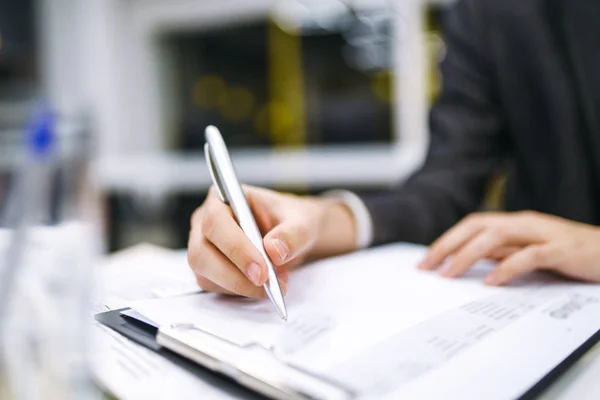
[309,197,358,259]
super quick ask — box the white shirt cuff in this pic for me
[323,190,373,249]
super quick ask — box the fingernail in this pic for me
[485,272,502,286]
[417,260,429,270]
[247,263,263,286]
[271,238,290,262]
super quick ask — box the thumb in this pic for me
[264,221,313,267]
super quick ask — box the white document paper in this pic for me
[129,243,600,399]
[94,243,200,310]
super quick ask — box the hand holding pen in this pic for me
[187,127,358,316]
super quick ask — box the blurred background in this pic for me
[0,0,454,252]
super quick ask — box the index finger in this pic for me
[197,199,269,286]
[419,216,484,270]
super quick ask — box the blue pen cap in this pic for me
[27,104,55,158]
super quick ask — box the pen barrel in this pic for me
[204,126,287,319]
[233,198,287,319]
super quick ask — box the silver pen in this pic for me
[204,125,288,321]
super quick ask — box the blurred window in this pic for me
[162,2,396,150]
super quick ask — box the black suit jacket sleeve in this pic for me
[359,0,509,246]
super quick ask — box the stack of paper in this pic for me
[127,244,600,399]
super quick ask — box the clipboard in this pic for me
[95,241,600,400]
[95,306,600,400]
[94,308,268,400]
[155,322,354,400]
[96,308,355,400]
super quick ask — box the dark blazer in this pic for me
[360,0,600,246]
